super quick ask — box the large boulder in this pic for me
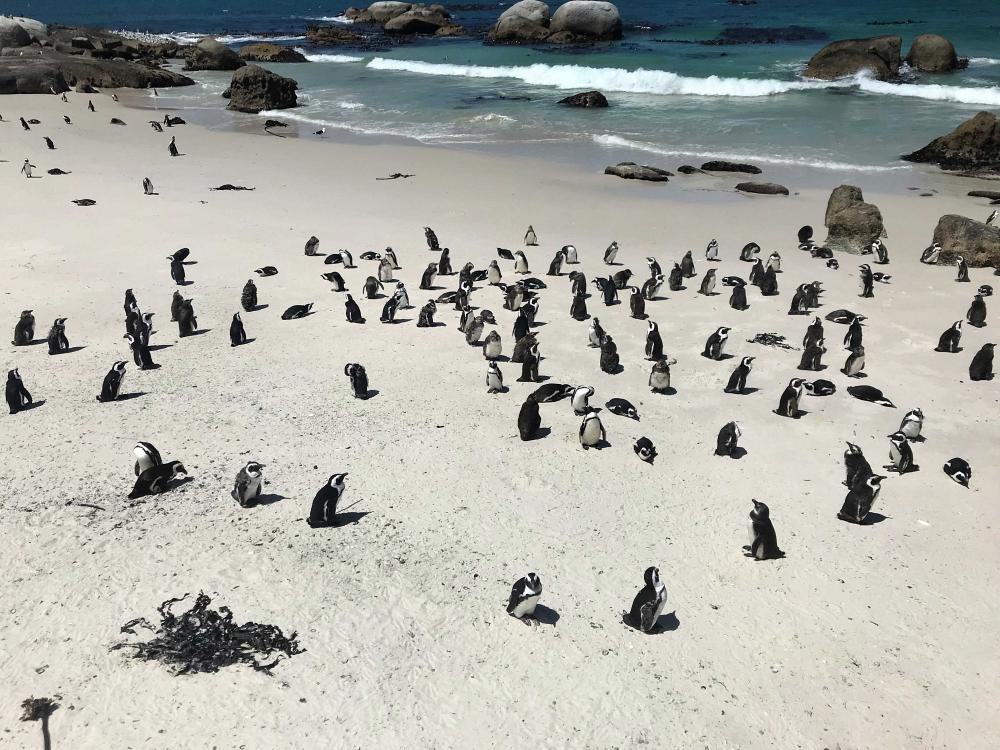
[824,184,885,252]
[549,1,622,41]
[6,16,47,40]
[736,181,789,195]
[906,34,960,73]
[902,112,1000,173]
[384,7,454,34]
[558,90,608,107]
[604,162,671,182]
[367,2,413,23]
[932,215,1000,267]
[0,49,194,93]
[0,18,32,48]
[239,43,307,63]
[184,37,244,71]
[803,35,901,80]
[226,64,297,113]
[488,0,551,42]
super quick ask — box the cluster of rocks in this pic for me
[343,2,465,36]
[238,42,306,64]
[903,111,1000,174]
[824,185,885,253]
[803,33,964,81]
[488,0,622,44]
[183,37,244,71]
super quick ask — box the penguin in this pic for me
[858,264,874,298]
[281,303,313,320]
[308,473,348,528]
[680,250,696,278]
[379,294,399,324]
[514,251,529,274]
[846,384,895,407]
[512,332,536,363]
[568,271,587,297]
[979,284,993,297]
[629,287,646,319]
[623,566,667,633]
[520,297,540,327]
[364,276,383,299]
[643,257,661,280]
[425,226,440,251]
[229,312,247,346]
[97,361,127,402]
[844,316,864,350]
[168,136,178,157]
[517,395,541,440]
[505,283,525,312]
[570,291,589,321]
[802,317,824,351]
[837,475,884,524]
[344,294,364,323]
[241,279,258,311]
[13,309,36,345]
[133,442,163,476]
[546,249,565,276]
[437,247,452,276]
[611,269,633,290]
[563,245,579,264]
[729,282,748,311]
[788,284,809,315]
[143,177,155,195]
[841,345,865,377]
[759,266,778,296]
[956,256,970,283]
[518,342,540,383]
[969,342,995,381]
[698,268,716,296]
[46,317,69,354]
[943,457,972,488]
[843,442,872,489]
[578,410,605,449]
[667,263,684,292]
[5,369,33,414]
[872,239,889,264]
[168,254,186,285]
[304,235,320,256]
[705,239,719,261]
[606,398,639,420]
[134,312,154,348]
[715,421,742,457]
[797,225,814,246]
[722,275,746,288]
[466,315,485,345]
[827,258,840,270]
[123,331,155,369]
[486,360,504,393]
[378,257,394,283]
[512,311,530,342]
[417,300,437,327]
[255,266,279,277]
[344,363,369,398]
[798,339,826,371]
[129,461,187,499]
[571,385,595,415]
[966,294,987,327]
[231,461,265,507]
[645,321,663,360]
[641,273,665,301]
[384,247,400,269]
[748,258,764,287]
[523,225,537,247]
[88,99,95,112]
[507,573,542,623]
[44,136,55,150]
[487,260,503,285]
[648,357,674,393]
[744,499,783,560]
[482,330,502,360]
[633,437,657,463]
[702,326,730,360]
[600,335,620,374]
[602,276,618,306]
[20,116,30,130]
[898,408,924,441]
[724,356,753,394]
[919,242,941,264]
[588,317,605,348]
[774,378,805,418]
[810,245,833,259]
[739,242,760,262]
[765,251,781,274]
[988,209,998,227]
[603,241,619,265]
[885,431,915,474]
[826,309,862,325]
[419,263,438,290]
[531,383,574,403]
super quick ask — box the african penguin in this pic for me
[486,361,504,394]
[622,566,667,633]
[96,361,127,402]
[645,321,663,360]
[578,411,605,449]
[5,369,33,414]
[969,343,995,381]
[943,458,972,488]
[774,378,805,418]
[724,356,753,394]
[507,573,542,623]
[744,499,783,560]
[517,395,541,440]
[702,326,730,360]
[344,363,369,399]
[837,475,884,524]
[231,461,265,507]
[571,385,595,415]
[129,461,187,499]
[648,357,674,393]
[885,431,915,474]
[308,473,348,528]
[633,437,657,463]
[229,313,247,346]
[12,310,35,346]
[715,421,742,458]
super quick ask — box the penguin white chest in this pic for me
[512,593,540,619]
[581,418,602,445]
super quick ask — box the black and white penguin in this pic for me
[483,330,503,360]
[612,269,633,290]
[511,310,529,342]
[231,461,264,507]
[668,263,683,292]
[425,226,440,251]
[759,266,778,296]
[364,276,383,300]
[466,315,485,345]
[898,408,924,441]
[304,235,320,257]
[648,357,674,393]
[379,294,399,324]
[842,345,865,378]
[956,255,970,283]
[96,361,127,403]
[167,136,179,157]
[933,320,963,353]
[579,410,605,449]
[843,316,864,350]
[417,300,437,328]
[229,312,247,346]
[715,421,742,457]
[255,266,278,277]
[133,442,163,477]
[919,242,941,264]
[518,342,540,383]
[343,363,369,398]
[517,394,541,440]
[641,273,665,301]
[629,287,645,319]
[571,385,595,415]
[642,257,660,280]
[437,247,452,276]
[885,431,916,474]
[739,242,760,262]
[798,338,826,371]
[344,294,364,323]
[546,249,565,276]
[569,270,587,296]
[523,225,537,247]
[943,457,972,488]
[599,335,620,374]
[129,461,187,499]
[281,303,314,320]
[308,473,348,528]
[843,441,872,489]
[588,317,605,348]
[521,297,540,327]
[702,326,730,360]
[846,384,895,408]
[827,258,840,270]
[46,317,69,354]
[872,239,890,264]
[705,239,719,261]
[12,310,35,346]
[645,321,664,360]
[680,251,697,278]
[969,342,995,381]
[511,332,536,363]
[633,437,657,463]
[698,268,717,296]
[513,251,529,274]
[603,240,619,265]
[858,264,874,298]
[241,279,258,311]
[966,294,988,328]
[602,276,618,306]
[744,500,783,560]
[729,281,748,311]
[168,254,186,285]
[622,566,667,633]
[43,136,55,150]
[486,360,504,394]
[419,262,438,291]
[570,291,588,321]
[724,356,753,394]
[979,284,994,297]
[788,284,809,315]
[5,369,33,414]
[531,383,574,403]
[805,379,836,396]
[563,244,579,264]
[988,209,998,227]
[766,251,781,274]
[143,177,155,195]
[606,398,638,420]
[507,573,542,622]
[774,377,805,418]
[837,475,884,524]
[124,333,157,370]
[749,258,764,287]
[378,257,395,283]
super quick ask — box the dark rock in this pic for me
[701,160,762,174]
[903,112,1000,174]
[305,25,366,45]
[184,37,245,71]
[677,165,702,174]
[558,90,608,107]
[0,49,193,94]
[906,33,961,73]
[736,181,789,195]
[239,43,307,63]
[825,184,885,253]
[226,64,298,113]
[803,35,901,81]
[604,162,671,182]
[75,81,97,93]
[71,36,94,50]
[932,215,1000,266]
[969,190,1000,200]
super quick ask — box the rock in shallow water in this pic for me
[803,35,901,81]
[903,112,1000,174]
[736,182,789,195]
[604,162,671,182]
[239,43,307,63]
[701,160,762,174]
[558,90,608,107]
[906,33,962,73]
[226,65,298,113]
[184,37,245,71]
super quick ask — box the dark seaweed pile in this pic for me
[113,592,304,675]
[747,333,798,350]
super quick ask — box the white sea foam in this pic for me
[968,57,1000,66]
[592,134,909,173]
[306,15,355,24]
[300,52,365,63]
[338,101,366,110]
[853,75,1000,106]
[470,113,515,123]
[151,31,306,44]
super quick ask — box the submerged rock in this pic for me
[558,90,608,107]
[604,162,671,182]
[803,35,901,80]
[184,37,245,71]
[932,215,1000,267]
[226,64,298,113]
[824,184,885,253]
[701,160,762,174]
[736,181,789,195]
[906,33,962,73]
[902,112,1000,174]
[239,43,307,63]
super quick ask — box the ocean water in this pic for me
[9,0,1000,181]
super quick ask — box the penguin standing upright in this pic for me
[601,276,618,306]
[97,361,127,402]
[858,264,874,298]
[645,256,662,279]
[724,356,753,394]
[487,260,502,285]
[512,332,536,363]
[645,321,663,360]
[843,442,872,489]
[168,136,178,156]
[308,473,348,527]
[378,257,394,283]
[229,312,247,346]
[699,269,716,296]
[969,343,995,381]
[899,408,924,440]
[588,317,605,348]
[873,239,889,264]
[578,410,605,449]
[514,251,529,275]
[344,363,369,398]
[885,431,915,473]
[838,475,884,524]
[486,361,504,393]
[124,333,157,370]
[680,250,696,278]
[364,276,383,299]
[425,226,440,251]
[466,315,485,345]
[760,266,778,296]
[417,299,437,327]
[563,244,579,264]
[623,566,667,633]
[44,136,55,150]
[702,326,730,360]
[603,241,619,265]
[168,254,186,285]
[956,256,970,283]
[507,573,542,623]
[642,273,664,300]
[600,335,620,374]
[177,299,197,336]
[170,290,183,322]
[547,249,565,276]
[231,461,265,507]
[438,247,452,276]
[482,330,502,360]
[766,252,781,274]
[143,177,155,195]
[629,287,645,319]
[844,316,864,349]
[705,239,719,261]
[798,338,826,371]
[668,264,683,292]
[12,310,35,346]
[570,291,588,321]
[304,236,320,256]
[344,294,364,323]
[519,342,540,383]
[967,294,987,327]
[6,369,33,414]
[380,294,399,324]
[803,316,824,349]
[648,357,674,393]
[241,279,258,311]
[774,378,805,418]
[524,225,537,246]
[715,421,742,457]
[744,500,783,560]
[46,317,69,354]
[841,345,865,377]
[517,395,541,440]
[749,258,764,287]
[729,281,748,311]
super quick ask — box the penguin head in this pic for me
[245,461,264,477]
[717,326,731,336]
[328,473,348,490]
[867,475,886,491]
[887,431,907,446]
[643,566,660,588]
[233,312,241,322]
[789,377,805,388]
[525,572,541,592]
[170,462,188,479]
[742,356,754,367]
[21,309,33,317]
[750,499,769,520]
[8,368,20,381]
[845,441,862,455]
[647,321,657,333]
[907,408,924,421]
[113,361,127,374]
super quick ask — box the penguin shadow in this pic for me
[250,493,287,506]
[604,364,624,375]
[722,447,748,460]
[333,511,370,527]
[488,355,511,363]
[603,300,622,307]
[389,318,413,325]
[359,389,379,399]
[651,387,677,396]
[861,512,888,525]
[184,328,212,337]
[729,387,759,396]
[247,304,269,312]
[583,438,611,450]
[56,345,87,354]
[774,408,808,419]
[523,427,552,441]
[703,353,733,361]
[181,260,198,266]
[148,343,173,351]
[532,604,560,626]
[234,338,257,346]
[631,313,648,321]
[647,295,668,302]
[175,280,194,286]
[424,321,447,328]
[909,435,926,443]
[843,370,868,378]
[654,611,680,633]
[114,391,146,401]
[25,338,48,346]
[14,399,46,412]
[884,464,920,475]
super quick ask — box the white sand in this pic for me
[1,93,999,749]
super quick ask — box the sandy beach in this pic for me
[2,91,999,749]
